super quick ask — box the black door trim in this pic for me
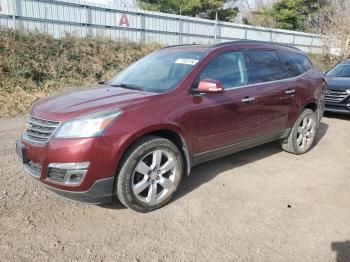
[192,128,291,166]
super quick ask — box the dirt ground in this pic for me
[0,114,349,262]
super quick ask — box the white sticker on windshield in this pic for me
[175,58,199,65]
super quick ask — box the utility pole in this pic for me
[214,11,218,44]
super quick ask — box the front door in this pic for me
[190,51,258,154]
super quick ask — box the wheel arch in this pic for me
[302,100,322,127]
[304,101,318,112]
[144,129,192,176]
[289,99,320,130]
[116,126,192,178]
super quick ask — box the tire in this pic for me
[281,109,318,155]
[116,136,183,212]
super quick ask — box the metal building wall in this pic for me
[0,0,323,53]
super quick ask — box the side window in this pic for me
[278,51,313,77]
[245,50,289,84]
[199,51,247,89]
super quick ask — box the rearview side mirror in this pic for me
[193,79,225,94]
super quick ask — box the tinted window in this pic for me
[199,51,247,89]
[245,50,289,84]
[326,63,350,77]
[278,51,313,77]
[108,50,204,93]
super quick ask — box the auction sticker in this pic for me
[175,58,199,65]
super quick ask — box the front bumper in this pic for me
[42,177,114,204]
[18,160,114,204]
[15,135,123,204]
[17,144,114,204]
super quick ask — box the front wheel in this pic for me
[281,109,318,154]
[116,136,183,212]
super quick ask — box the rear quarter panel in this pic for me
[290,69,325,126]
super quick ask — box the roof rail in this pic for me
[161,44,204,49]
[211,40,301,51]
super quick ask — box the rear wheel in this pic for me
[281,109,317,154]
[116,136,183,212]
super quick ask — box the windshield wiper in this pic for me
[109,83,143,91]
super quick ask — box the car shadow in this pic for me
[324,112,350,120]
[311,122,329,148]
[102,122,329,210]
[101,199,126,209]
[175,122,329,202]
[331,241,350,262]
[173,141,282,202]
[101,141,284,210]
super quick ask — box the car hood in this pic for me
[31,84,157,121]
[325,77,350,91]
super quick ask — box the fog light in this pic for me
[48,168,66,182]
[47,162,89,185]
[64,170,87,185]
[69,174,80,183]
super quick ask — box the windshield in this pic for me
[326,63,350,77]
[107,50,205,93]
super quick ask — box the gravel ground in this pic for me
[0,114,349,262]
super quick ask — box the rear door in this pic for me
[245,50,297,136]
[191,51,258,154]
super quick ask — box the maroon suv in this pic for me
[16,41,325,212]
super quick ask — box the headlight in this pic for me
[54,109,123,138]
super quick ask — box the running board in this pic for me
[192,129,291,166]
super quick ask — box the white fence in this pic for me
[0,0,324,53]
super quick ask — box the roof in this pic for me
[161,44,208,50]
[211,40,301,51]
[162,40,301,52]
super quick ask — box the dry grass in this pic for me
[309,53,341,72]
[0,29,160,117]
[0,28,337,117]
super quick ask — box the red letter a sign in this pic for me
[119,14,129,27]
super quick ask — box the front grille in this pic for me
[325,89,350,103]
[24,116,60,143]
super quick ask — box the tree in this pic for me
[242,0,334,33]
[241,0,277,28]
[269,0,333,32]
[139,0,239,22]
[322,0,350,59]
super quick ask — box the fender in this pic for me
[113,123,193,177]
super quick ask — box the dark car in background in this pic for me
[324,60,350,114]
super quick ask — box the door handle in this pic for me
[285,89,296,95]
[241,97,256,103]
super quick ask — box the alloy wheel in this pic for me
[131,150,177,206]
[296,114,316,151]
